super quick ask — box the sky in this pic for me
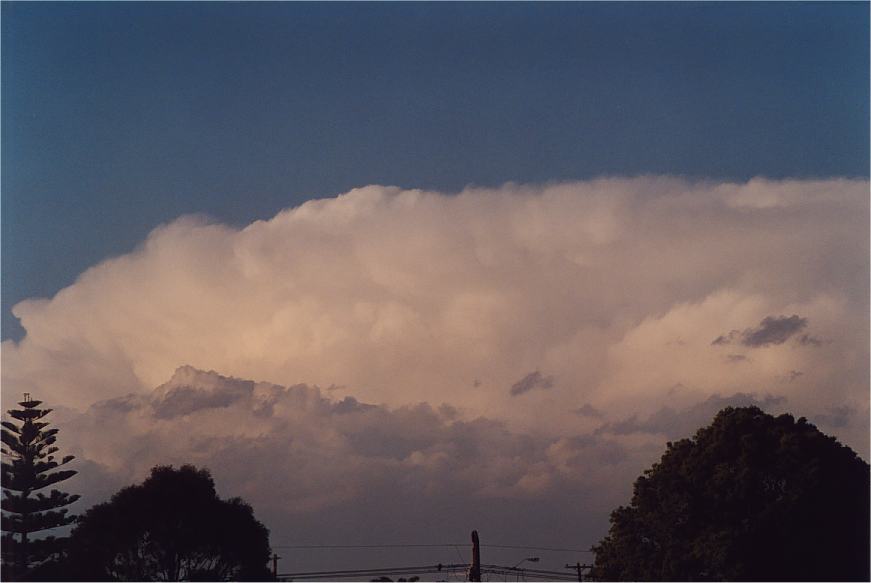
[2,2,869,576]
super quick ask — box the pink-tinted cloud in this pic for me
[2,177,867,559]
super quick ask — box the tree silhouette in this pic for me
[592,406,870,581]
[1,394,80,581]
[63,464,271,581]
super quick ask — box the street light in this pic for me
[511,557,540,569]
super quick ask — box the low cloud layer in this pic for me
[65,367,634,507]
[53,367,648,559]
[56,367,815,569]
[2,177,868,562]
[596,392,786,440]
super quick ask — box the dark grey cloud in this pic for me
[574,403,604,418]
[509,371,554,397]
[48,364,870,575]
[712,315,809,348]
[798,334,823,347]
[90,394,148,415]
[812,405,852,429]
[549,435,627,467]
[741,315,807,347]
[598,393,787,439]
[331,396,376,415]
[711,331,739,346]
[726,354,749,364]
[152,383,253,419]
[437,404,459,420]
[60,366,645,572]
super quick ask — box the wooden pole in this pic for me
[565,562,593,582]
[272,553,280,580]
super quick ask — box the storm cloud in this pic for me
[2,178,868,557]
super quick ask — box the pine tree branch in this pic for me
[2,490,81,514]
[1,422,20,434]
[3,509,77,533]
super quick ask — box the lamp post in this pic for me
[511,557,540,569]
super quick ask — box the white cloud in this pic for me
[3,176,867,562]
[3,178,867,454]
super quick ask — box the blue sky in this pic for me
[2,2,868,340]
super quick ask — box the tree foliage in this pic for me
[1,395,80,580]
[63,464,272,581]
[592,406,870,581]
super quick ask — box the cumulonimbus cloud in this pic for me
[2,177,868,454]
[3,177,867,559]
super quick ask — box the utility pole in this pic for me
[468,530,481,582]
[565,562,593,582]
[272,553,281,581]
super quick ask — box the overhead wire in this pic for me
[273,543,463,549]
[277,563,578,582]
[273,543,592,552]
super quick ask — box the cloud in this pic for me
[740,315,808,347]
[574,404,604,418]
[49,367,834,569]
[798,334,823,347]
[3,178,864,438]
[2,177,868,567]
[712,314,811,348]
[712,331,739,346]
[509,371,554,396]
[53,366,651,561]
[1,178,868,505]
[812,405,852,429]
[3,178,867,449]
[152,365,257,419]
[597,393,787,440]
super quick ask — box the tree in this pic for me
[592,406,870,581]
[2,394,80,580]
[63,464,272,581]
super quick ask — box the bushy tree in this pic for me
[64,464,272,581]
[1,395,80,580]
[593,406,870,581]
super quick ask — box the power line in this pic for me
[484,545,593,553]
[278,563,578,582]
[481,564,579,581]
[274,544,464,549]
[273,543,593,553]
[278,562,468,580]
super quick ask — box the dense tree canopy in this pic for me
[63,465,271,581]
[1,395,79,581]
[593,406,870,581]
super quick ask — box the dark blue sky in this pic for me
[2,2,868,340]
